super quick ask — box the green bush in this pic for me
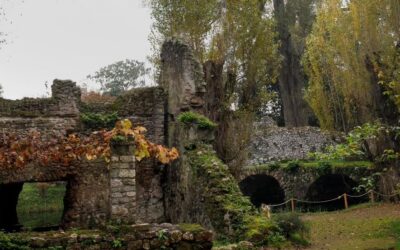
[273,213,309,246]
[284,161,300,173]
[81,112,119,129]
[268,163,280,171]
[242,215,277,246]
[266,232,286,248]
[178,111,217,130]
[316,161,332,175]
[0,232,29,250]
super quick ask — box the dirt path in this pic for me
[302,203,400,250]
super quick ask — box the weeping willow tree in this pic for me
[303,0,400,131]
[147,0,280,173]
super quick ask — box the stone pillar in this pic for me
[109,142,136,224]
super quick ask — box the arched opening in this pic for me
[239,174,285,208]
[0,181,67,232]
[304,174,367,211]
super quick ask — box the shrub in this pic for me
[268,162,280,171]
[316,161,332,175]
[267,232,286,248]
[242,215,277,245]
[0,232,29,250]
[81,112,119,129]
[284,161,300,173]
[273,213,309,246]
[178,111,217,130]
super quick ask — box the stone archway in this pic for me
[305,174,366,211]
[239,174,285,207]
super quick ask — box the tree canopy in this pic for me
[303,0,400,131]
[87,59,150,97]
[147,0,280,112]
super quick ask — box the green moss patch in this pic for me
[178,112,217,130]
[80,112,119,129]
[178,224,205,233]
[187,144,308,246]
[251,160,374,174]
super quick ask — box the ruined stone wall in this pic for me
[0,159,110,229]
[80,87,168,223]
[112,87,166,144]
[5,223,213,250]
[161,39,218,230]
[112,87,167,223]
[246,118,339,165]
[0,80,81,135]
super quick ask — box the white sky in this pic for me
[0,0,152,99]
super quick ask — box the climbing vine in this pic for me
[0,119,179,169]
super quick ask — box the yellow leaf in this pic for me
[121,119,132,130]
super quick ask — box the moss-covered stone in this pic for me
[187,144,278,245]
[178,112,217,130]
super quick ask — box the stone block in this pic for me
[111,179,123,187]
[111,192,123,198]
[119,169,135,178]
[122,185,135,192]
[120,155,135,163]
[126,192,136,197]
[111,205,128,216]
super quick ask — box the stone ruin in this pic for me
[0,40,217,249]
[246,116,339,165]
[0,39,387,249]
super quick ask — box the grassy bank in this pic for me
[302,203,400,250]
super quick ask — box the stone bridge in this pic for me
[237,164,375,208]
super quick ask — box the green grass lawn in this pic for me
[302,203,400,250]
[17,182,66,229]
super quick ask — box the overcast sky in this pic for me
[0,0,152,99]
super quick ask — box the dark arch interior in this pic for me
[239,174,285,208]
[304,174,367,211]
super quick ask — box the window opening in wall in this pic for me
[17,181,67,231]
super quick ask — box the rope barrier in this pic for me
[346,192,370,198]
[265,190,399,208]
[267,200,291,207]
[294,196,342,204]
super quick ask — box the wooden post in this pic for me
[343,193,348,209]
[369,190,375,203]
[291,198,295,212]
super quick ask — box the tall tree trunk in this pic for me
[273,0,314,127]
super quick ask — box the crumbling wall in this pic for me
[247,118,339,165]
[0,160,110,229]
[0,79,81,135]
[4,224,213,250]
[161,39,209,225]
[81,87,168,223]
[112,87,167,223]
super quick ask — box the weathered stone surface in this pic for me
[246,119,339,165]
[8,224,213,249]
